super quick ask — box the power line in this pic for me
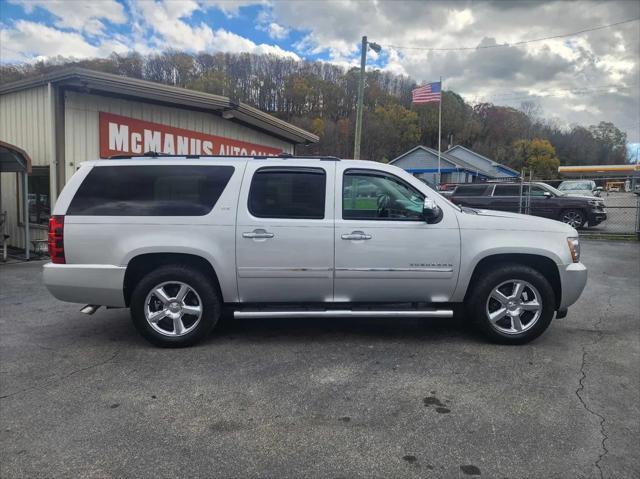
[385,17,640,52]
[472,84,638,102]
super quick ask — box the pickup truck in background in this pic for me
[44,156,587,347]
[448,182,607,229]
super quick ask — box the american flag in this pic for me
[412,81,441,104]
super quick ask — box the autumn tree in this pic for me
[512,138,561,179]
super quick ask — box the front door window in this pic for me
[343,171,424,221]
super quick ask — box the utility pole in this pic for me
[436,76,442,186]
[353,36,380,160]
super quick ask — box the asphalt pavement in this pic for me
[1,240,638,478]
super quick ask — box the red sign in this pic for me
[99,112,283,158]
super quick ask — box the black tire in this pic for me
[559,208,586,229]
[466,263,555,345]
[130,265,220,348]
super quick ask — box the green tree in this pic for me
[588,121,627,164]
[512,138,561,179]
[365,104,419,162]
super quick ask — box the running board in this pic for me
[233,309,453,319]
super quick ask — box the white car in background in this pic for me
[557,180,602,197]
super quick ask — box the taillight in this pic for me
[48,215,65,264]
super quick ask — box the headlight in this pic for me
[567,237,580,263]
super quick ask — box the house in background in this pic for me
[446,145,520,179]
[389,145,519,187]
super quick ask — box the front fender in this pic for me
[450,229,569,303]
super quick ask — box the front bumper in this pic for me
[558,262,588,310]
[588,210,607,226]
[43,263,126,307]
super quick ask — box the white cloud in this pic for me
[209,28,300,59]
[445,9,474,33]
[267,22,288,40]
[10,0,126,36]
[130,0,299,58]
[199,0,265,17]
[255,8,289,40]
[0,20,129,62]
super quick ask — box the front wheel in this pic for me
[466,264,555,344]
[130,265,221,347]
[560,209,585,228]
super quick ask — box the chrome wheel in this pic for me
[485,280,542,335]
[561,210,584,228]
[144,281,203,337]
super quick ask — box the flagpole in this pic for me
[437,76,442,189]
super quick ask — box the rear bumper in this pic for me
[558,262,588,310]
[43,263,126,307]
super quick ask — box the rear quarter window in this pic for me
[493,185,521,196]
[67,165,235,216]
[453,185,491,196]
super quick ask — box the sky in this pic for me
[1,0,639,146]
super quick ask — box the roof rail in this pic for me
[253,154,341,161]
[106,153,342,161]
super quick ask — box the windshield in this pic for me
[559,181,592,191]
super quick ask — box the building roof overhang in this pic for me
[0,141,32,174]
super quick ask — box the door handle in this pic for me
[341,231,372,240]
[243,229,274,239]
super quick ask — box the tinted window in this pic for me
[529,186,548,196]
[248,167,326,219]
[493,185,521,196]
[343,170,424,220]
[68,165,234,216]
[454,185,490,196]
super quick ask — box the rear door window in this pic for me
[67,165,234,216]
[248,167,326,219]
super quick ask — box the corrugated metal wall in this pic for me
[64,91,294,180]
[0,86,52,248]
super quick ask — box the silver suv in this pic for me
[44,156,587,347]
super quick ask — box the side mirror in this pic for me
[423,198,443,224]
[543,191,552,198]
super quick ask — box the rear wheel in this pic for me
[130,265,220,347]
[560,209,585,228]
[466,264,555,344]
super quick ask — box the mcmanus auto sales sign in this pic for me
[99,112,283,158]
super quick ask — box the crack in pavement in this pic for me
[574,295,612,479]
[0,349,121,400]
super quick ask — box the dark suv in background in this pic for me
[448,182,607,228]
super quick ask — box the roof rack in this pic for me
[107,153,342,161]
[254,153,341,161]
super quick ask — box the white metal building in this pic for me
[0,67,318,252]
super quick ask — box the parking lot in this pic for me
[1,240,638,478]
